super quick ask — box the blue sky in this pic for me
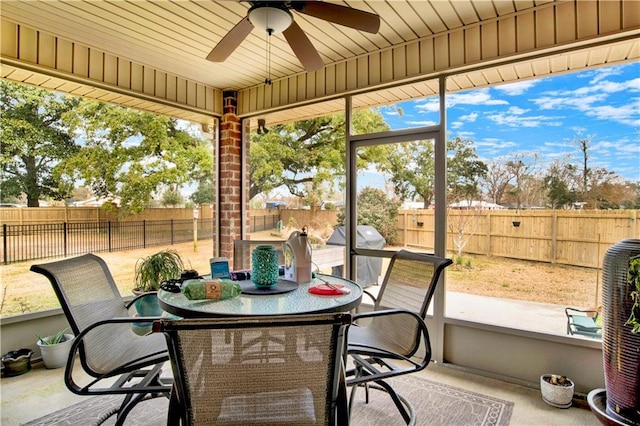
[378,62,639,182]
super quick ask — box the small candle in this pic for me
[251,245,279,288]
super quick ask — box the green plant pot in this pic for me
[2,349,34,377]
[134,294,163,316]
[132,293,163,335]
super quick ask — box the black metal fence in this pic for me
[1,219,214,264]
[250,213,280,232]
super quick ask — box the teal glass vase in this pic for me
[251,245,279,288]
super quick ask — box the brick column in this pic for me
[218,90,246,263]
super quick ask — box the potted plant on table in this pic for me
[36,329,74,369]
[131,249,184,334]
[134,249,184,296]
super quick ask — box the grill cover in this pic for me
[327,226,386,287]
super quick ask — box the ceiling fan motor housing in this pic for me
[248,3,293,33]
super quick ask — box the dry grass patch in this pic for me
[447,254,599,307]
[0,238,600,316]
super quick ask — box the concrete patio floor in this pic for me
[0,356,601,425]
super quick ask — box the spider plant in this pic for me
[626,256,640,334]
[36,328,70,345]
[134,249,184,293]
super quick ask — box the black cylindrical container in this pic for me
[601,239,640,425]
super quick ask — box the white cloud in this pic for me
[407,120,437,126]
[508,106,528,115]
[414,99,439,112]
[584,103,640,127]
[451,112,478,129]
[487,112,562,128]
[455,131,475,139]
[530,76,640,127]
[476,139,517,149]
[414,88,508,112]
[493,79,541,96]
[586,66,625,84]
[459,112,478,122]
[532,94,608,110]
[595,78,640,93]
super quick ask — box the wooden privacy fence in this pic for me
[2,206,638,269]
[0,204,214,225]
[399,209,640,269]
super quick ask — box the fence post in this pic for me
[143,220,147,248]
[486,212,492,256]
[171,219,174,245]
[63,222,68,258]
[108,221,112,252]
[3,224,7,265]
[551,211,557,264]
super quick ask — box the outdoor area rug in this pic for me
[23,375,513,425]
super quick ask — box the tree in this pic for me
[544,159,578,208]
[482,159,512,205]
[448,206,484,258]
[587,168,632,209]
[190,176,214,205]
[505,152,538,209]
[572,135,591,196]
[59,101,213,216]
[0,81,80,206]
[249,109,390,200]
[448,137,488,203]
[380,137,486,208]
[336,187,401,244]
[161,186,185,207]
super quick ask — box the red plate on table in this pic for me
[308,283,351,296]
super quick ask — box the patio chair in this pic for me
[30,254,172,426]
[153,312,351,425]
[346,249,452,425]
[565,307,602,338]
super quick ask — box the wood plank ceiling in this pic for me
[1,1,638,126]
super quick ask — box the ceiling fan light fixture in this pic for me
[248,6,293,34]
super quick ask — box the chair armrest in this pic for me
[361,289,377,304]
[125,291,158,309]
[66,316,167,381]
[347,308,432,386]
[352,307,419,322]
[349,308,430,360]
[64,315,171,398]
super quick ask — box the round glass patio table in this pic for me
[157,274,362,318]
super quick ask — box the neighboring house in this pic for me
[72,197,121,207]
[265,201,287,209]
[449,200,505,210]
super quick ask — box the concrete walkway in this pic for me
[366,285,600,339]
[446,291,576,336]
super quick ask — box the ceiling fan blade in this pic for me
[206,16,254,62]
[298,1,380,34]
[283,21,324,72]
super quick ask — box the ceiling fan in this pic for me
[206,1,381,72]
